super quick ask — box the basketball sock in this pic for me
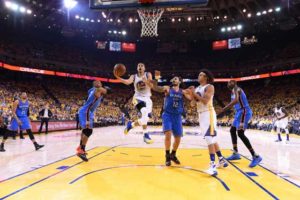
[277,133,282,141]
[216,151,223,159]
[233,145,238,153]
[171,150,176,155]
[166,150,170,155]
[81,145,86,151]
[209,154,215,163]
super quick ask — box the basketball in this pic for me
[114,63,126,77]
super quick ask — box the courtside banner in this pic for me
[31,121,76,133]
[1,61,299,83]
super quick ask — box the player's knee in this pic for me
[136,101,146,112]
[82,128,93,137]
[237,129,245,139]
[230,126,236,134]
[205,136,216,145]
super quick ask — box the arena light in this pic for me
[19,6,26,13]
[122,30,127,35]
[117,19,121,23]
[221,27,226,32]
[85,18,90,21]
[75,15,79,19]
[110,18,113,22]
[232,26,236,30]
[237,24,242,30]
[224,15,227,19]
[275,7,281,12]
[101,11,107,18]
[108,30,112,34]
[64,0,77,10]
[171,18,175,22]
[26,9,32,14]
[243,9,246,13]
[113,30,117,34]
[247,13,252,18]
[91,19,94,22]
[187,16,192,22]
[4,1,12,8]
[129,18,133,23]
[227,27,231,31]
[196,17,199,21]
[262,10,267,15]
[97,19,100,22]
[178,18,182,22]
[135,18,138,23]
[10,2,19,11]
[256,12,261,16]
[80,17,84,21]
[268,9,273,13]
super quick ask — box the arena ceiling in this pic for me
[0,0,300,40]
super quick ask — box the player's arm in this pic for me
[280,108,288,120]
[114,72,134,85]
[192,85,214,105]
[150,79,169,93]
[220,87,240,113]
[142,72,154,88]
[94,86,111,97]
[12,100,21,123]
[182,89,194,101]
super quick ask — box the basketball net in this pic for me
[137,8,164,37]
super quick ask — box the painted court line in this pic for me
[240,154,300,188]
[0,145,120,200]
[227,161,279,200]
[69,164,230,191]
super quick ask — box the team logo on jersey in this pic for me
[136,81,146,91]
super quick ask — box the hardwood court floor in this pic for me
[0,126,299,199]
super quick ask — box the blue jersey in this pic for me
[231,87,250,111]
[164,88,184,115]
[16,99,29,118]
[81,88,102,113]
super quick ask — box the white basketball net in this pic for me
[137,8,164,37]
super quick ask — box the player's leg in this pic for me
[0,127,9,152]
[1,119,19,152]
[237,111,262,167]
[215,143,228,168]
[227,111,242,160]
[142,98,153,144]
[170,114,182,165]
[25,129,44,150]
[163,112,172,166]
[77,113,93,162]
[275,120,282,142]
[283,118,289,142]
[19,130,24,139]
[205,136,218,176]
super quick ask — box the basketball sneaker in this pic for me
[170,154,181,165]
[77,148,88,162]
[275,139,282,142]
[34,143,44,151]
[124,121,133,135]
[76,146,88,155]
[0,143,5,152]
[165,154,171,166]
[226,153,241,160]
[249,155,262,168]
[143,133,153,144]
[217,157,228,168]
[205,163,218,176]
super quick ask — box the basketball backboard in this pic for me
[90,0,208,10]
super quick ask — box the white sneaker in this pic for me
[204,164,218,176]
[285,140,290,144]
[217,158,228,168]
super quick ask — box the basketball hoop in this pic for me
[137,8,164,37]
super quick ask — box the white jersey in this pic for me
[133,72,151,98]
[274,107,286,119]
[195,84,214,113]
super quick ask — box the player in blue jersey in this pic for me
[219,80,262,168]
[0,92,44,152]
[76,81,109,161]
[150,75,193,166]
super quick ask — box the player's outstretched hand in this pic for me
[103,86,112,94]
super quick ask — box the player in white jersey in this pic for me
[190,69,228,176]
[273,105,289,143]
[114,63,153,144]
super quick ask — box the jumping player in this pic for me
[114,63,153,144]
[273,104,289,142]
[76,81,109,161]
[219,80,262,168]
[150,76,193,166]
[191,70,228,176]
[0,92,44,152]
